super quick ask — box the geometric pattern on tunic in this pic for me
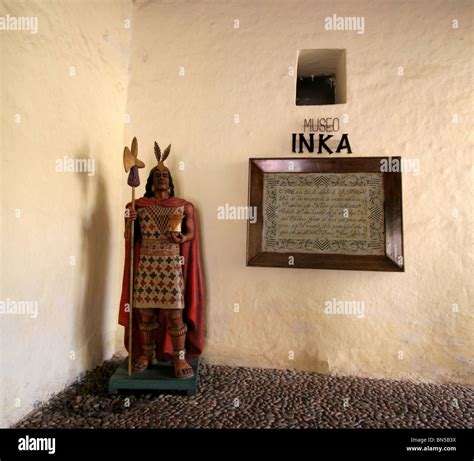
[133,205,185,310]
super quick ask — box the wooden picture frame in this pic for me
[246,157,404,272]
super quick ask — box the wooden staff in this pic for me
[128,187,135,376]
[123,137,145,376]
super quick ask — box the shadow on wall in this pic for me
[73,155,111,370]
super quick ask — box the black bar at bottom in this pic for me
[0,428,471,459]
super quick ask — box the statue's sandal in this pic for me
[173,350,194,379]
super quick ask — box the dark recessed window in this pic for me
[296,49,346,106]
[296,75,335,105]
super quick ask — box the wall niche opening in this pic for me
[296,49,346,105]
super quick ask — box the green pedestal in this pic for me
[108,357,200,396]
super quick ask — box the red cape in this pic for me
[118,196,205,361]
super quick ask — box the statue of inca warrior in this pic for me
[118,141,205,379]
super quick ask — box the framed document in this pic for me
[246,157,404,271]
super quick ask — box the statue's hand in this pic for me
[168,231,184,244]
[125,209,137,222]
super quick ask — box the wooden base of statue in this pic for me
[108,357,200,396]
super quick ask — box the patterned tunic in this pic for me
[133,205,185,310]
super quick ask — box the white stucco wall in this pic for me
[1,0,472,428]
[1,0,132,427]
[121,0,473,384]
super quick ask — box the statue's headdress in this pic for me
[154,141,171,171]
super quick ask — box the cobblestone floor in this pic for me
[15,357,473,429]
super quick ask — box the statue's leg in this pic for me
[165,309,194,379]
[133,308,158,371]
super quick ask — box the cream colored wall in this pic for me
[122,0,473,384]
[1,0,472,429]
[1,0,132,427]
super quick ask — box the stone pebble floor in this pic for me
[15,357,473,429]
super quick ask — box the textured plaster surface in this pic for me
[1,0,472,428]
[122,0,473,385]
[1,0,132,427]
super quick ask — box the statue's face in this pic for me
[152,168,170,192]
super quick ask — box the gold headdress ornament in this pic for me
[154,141,171,171]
